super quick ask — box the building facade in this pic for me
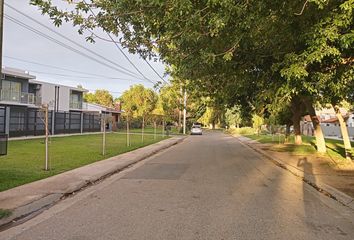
[0,67,101,137]
[300,107,354,139]
[85,102,123,131]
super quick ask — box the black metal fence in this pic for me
[0,107,6,134]
[0,107,101,137]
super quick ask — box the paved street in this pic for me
[1,131,354,240]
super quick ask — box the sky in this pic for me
[3,0,168,98]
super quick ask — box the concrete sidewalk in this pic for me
[236,136,354,211]
[0,136,185,228]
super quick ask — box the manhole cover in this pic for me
[123,163,189,180]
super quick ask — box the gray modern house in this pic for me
[0,67,101,137]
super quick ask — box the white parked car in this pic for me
[191,125,202,135]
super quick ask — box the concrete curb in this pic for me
[0,136,186,229]
[234,135,354,211]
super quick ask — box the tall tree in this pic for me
[32,0,353,154]
[84,89,114,107]
[119,85,157,142]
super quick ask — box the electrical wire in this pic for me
[82,0,160,85]
[4,56,141,81]
[5,3,145,80]
[5,14,146,80]
[4,56,143,81]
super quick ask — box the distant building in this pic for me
[300,107,354,139]
[0,67,40,107]
[85,102,123,131]
[29,79,87,112]
[0,67,101,137]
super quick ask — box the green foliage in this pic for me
[198,106,224,128]
[84,89,114,107]
[0,209,12,219]
[225,105,242,128]
[31,0,354,145]
[252,114,264,135]
[154,84,181,121]
[119,85,157,120]
[225,127,255,135]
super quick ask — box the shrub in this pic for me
[225,127,255,135]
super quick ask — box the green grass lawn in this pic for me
[0,209,12,219]
[118,126,182,135]
[0,133,168,192]
[244,134,353,161]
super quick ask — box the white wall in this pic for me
[320,124,354,139]
[86,103,104,113]
[58,85,70,111]
[35,81,79,112]
[38,82,56,108]
[39,82,70,111]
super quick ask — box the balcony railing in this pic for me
[70,101,84,110]
[0,90,41,106]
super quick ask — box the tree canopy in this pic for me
[32,0,354,153]
[84,89,114,107]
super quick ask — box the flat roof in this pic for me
[2,67,36,80]
[86,102,123,114]
[29,79,88,92]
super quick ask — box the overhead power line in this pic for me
[82,1,160,85]
[4,56,144,82]
[143,59,168,84]
[30,70,139,81]
[5,14,145,81]
[4,3,147,81]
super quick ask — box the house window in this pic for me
[70,91,83,109]
[1,80,21,102]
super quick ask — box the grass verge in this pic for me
[0,133,168,192]
[0,209,12,219]
[243,134,353,161]
[120,126,182,135]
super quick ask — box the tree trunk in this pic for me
[285,123,291,143]
[154,120,157,140]
[142,116,145,143]
[178,110,182,132]
[162,119,165,137]
[291,97,303,145]
[126,115,130,147]
[333,104,352,160]
[303,97,326,153]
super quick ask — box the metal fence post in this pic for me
[51,110,55,135]
[80,112,83,134]
[4,106,9,135]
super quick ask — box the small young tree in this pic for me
[252,114,264,135]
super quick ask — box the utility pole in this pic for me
[183,88,187,135]
[178,86,182,131]
[0,0,4,78]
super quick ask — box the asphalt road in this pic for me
[1,131,354,240]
